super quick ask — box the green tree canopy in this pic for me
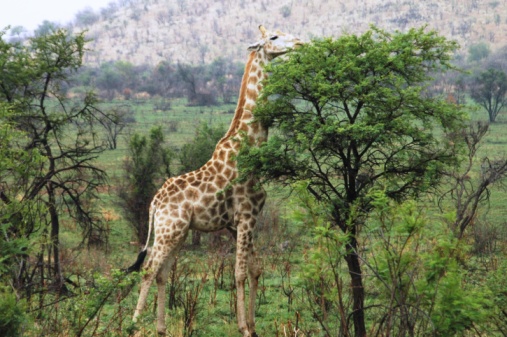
[239,26,465,337]
[0,28,108,293]
[470,68,507,122]
[468,42,491,62]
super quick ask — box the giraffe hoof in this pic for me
[157,329,166,336]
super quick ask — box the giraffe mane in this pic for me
[220,51,257,142]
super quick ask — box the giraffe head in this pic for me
[248,25,302,60]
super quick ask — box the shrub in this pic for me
[0,288,26,337]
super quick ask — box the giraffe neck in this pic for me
[221,51,268,145]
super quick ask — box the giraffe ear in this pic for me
[247,40,263,51]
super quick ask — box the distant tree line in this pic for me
[71,58,244,106]
[6,9,507,121]
[70,39,507,120]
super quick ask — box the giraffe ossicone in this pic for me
[125,25,302,337]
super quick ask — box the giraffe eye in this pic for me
[269,35,278,41]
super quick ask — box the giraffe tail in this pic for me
[124,249,147,273]
[124,206,155,273]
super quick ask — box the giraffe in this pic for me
[125,25,302,337]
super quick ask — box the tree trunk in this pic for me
[345,242,366,337]
[48,183,64,291]
[489,109,496,123]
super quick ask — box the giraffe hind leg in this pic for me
[132,253,159,323]
[132,244,179,326]
[132,244,174,323]
[155,259,173,335]
[155,231,188,335]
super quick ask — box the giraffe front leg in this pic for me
[247,249,262,337]
[235,219,258,337]
[235,254,250,337]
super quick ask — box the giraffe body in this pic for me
[128,26,302,337]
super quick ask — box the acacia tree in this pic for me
[238,27,464,337]
[98,104,134,149]
[0,28,108,294]
[440,122,507,239]
[470,68,507,122]
[153,60,177,97]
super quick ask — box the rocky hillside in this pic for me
[79,0,507,66]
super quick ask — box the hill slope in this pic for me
[80,0,507,66]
